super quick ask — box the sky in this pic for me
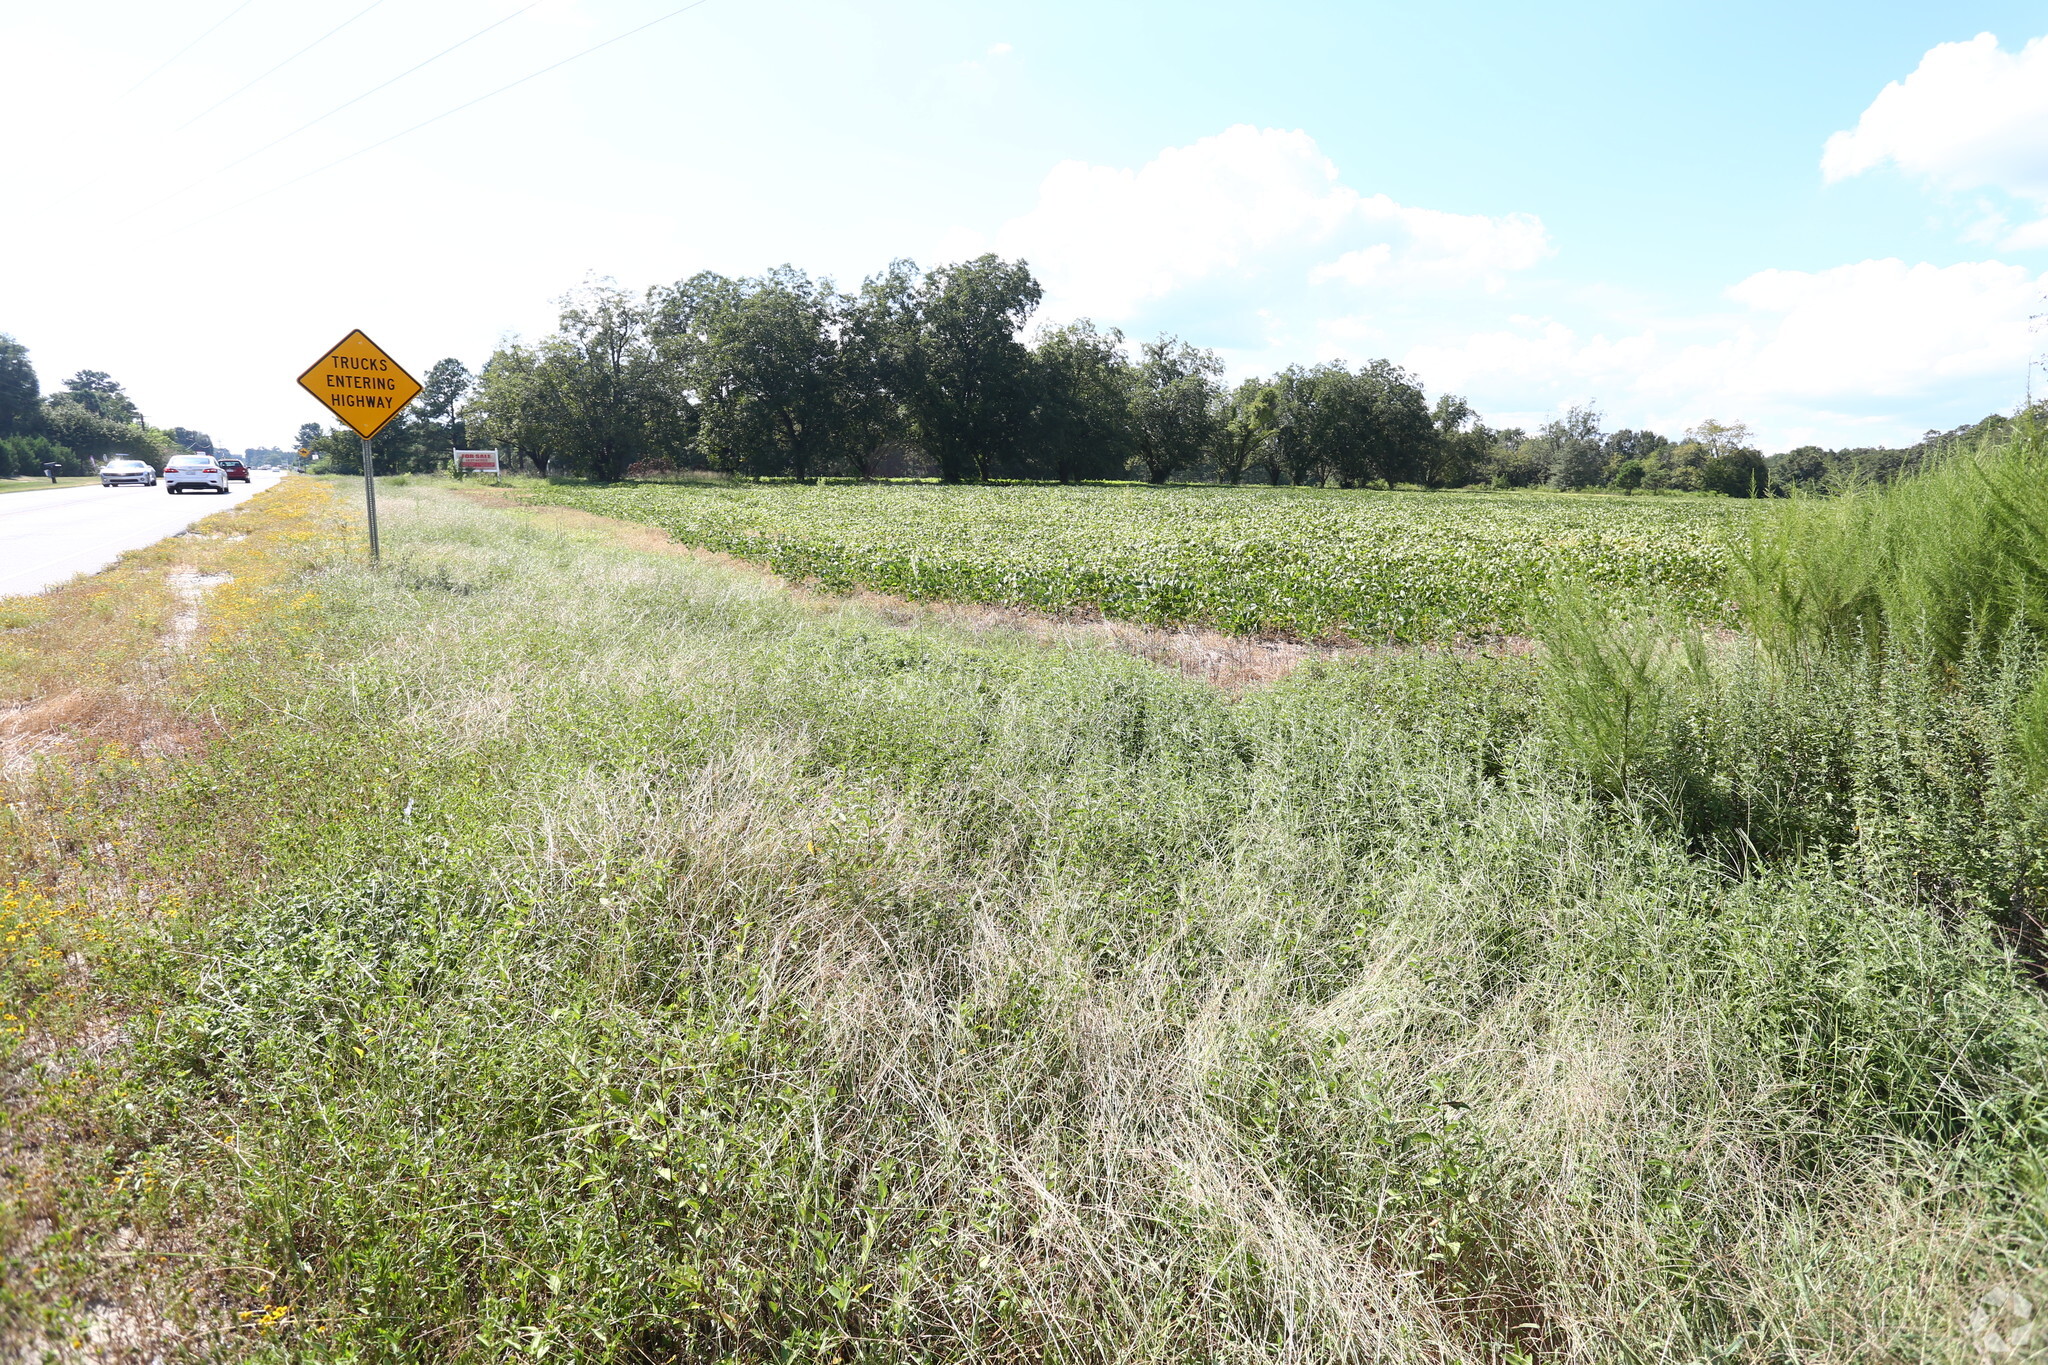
[3,0,2047,452]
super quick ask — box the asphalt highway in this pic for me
[0,472,285,599]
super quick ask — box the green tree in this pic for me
[1538,403,1606,490]
[296,423,323,455]
[1425,393,1490,488]
[831,268,912,479]
[1273,364,1336,486]
[685,268,848,481]
[419,358,474,452]
[469,345,556,475]
[1484,427,1546,488]
[1026,320,1132,483]
[311,425,363,473]
[1663,440,1708,491]
[56,370,142,424]
[1127,335,1222,485]
[1702,448,1769,497]
[1602,428,1669,480]
[1685,418,1754,460]
[367,410,448,475]
[1770,445,1831,491]
[1214,378,1278,485]
[1273,361,1433,488]
[0,335,38,436]
[896,255,1042,483]
[1348,360,1434,487]
[40,400,140,460]
[530,282,684,481]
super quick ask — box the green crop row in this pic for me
[526,481,1751,640]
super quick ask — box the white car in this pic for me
[163,453,229,494]
[100,457,157,487]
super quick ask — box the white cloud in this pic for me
[1823,32,2048,245]
[958,126,2041,446]
[1403,258,2045,446]
[978,125,1552,322]
[1697,258,2039,398]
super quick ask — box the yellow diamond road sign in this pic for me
[297,329,422,440]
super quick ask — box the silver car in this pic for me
[100,457,157,487]
[163,453,230,494]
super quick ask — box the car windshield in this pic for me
[169,457,206,467]
[108,460,143,469]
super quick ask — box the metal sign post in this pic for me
[362,436,381,560]
[296,329,420,563]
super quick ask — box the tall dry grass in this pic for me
[65,483,2045,1362]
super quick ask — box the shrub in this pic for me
[0,433,78,477]
[1732,417,2048,664]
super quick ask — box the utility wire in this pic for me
[215,0,546,172]
[177,0,391,131]
[118,0,547,224]
[194,0,717,224]
[122,0,262,96]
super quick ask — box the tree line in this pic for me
[297,254,2035,496]
[1766,408,2042,493]
[0,332,217,478]
[383,256,1779,496]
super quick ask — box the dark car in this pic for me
[218,456,251,483]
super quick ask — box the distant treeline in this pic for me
[0,332,217,476]
[1766,410,2040,493]
[299,254,2038,496]
[410,257,1787,496]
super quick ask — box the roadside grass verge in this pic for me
[12,482,2045,1360]
[0,479,99,496]
[1,477,354,1354]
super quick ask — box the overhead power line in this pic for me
[122,0,262,96]
[196,0,718,224]
[118,0,548,224]
[177,0,392,131]
[216,0,547,172]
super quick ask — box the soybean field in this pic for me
[526,480,1751,640]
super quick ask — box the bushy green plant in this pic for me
[1732,418,2048,664]
[0,432,76,477]
[1536,585,1705,796]
[2016,664,2048,792]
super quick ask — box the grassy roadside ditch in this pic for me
[7,479,2048,1361]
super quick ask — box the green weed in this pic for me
[9,481,2046,1362]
